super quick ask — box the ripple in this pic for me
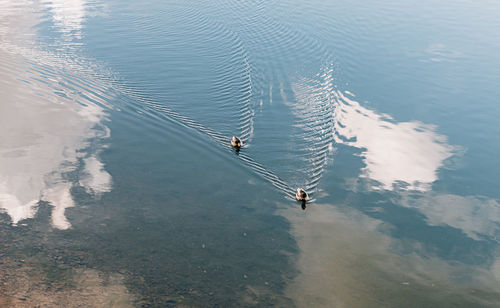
[0,44,114,229]
[119,3,255,145]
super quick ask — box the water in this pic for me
[1,0,500,306]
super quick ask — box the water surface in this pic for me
[1,0,500,306]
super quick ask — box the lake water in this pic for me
[1,0,500,306]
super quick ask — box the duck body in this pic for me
[296,188,308,202]
[231,136,242,148]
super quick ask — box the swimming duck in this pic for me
[231,136,242,148]
[296,188,308,202]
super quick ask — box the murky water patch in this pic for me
[0,259,136,307]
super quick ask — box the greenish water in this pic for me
[1,0,500,306]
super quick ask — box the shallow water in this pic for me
[1,0,500,306]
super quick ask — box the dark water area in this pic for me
[1,0,500,306]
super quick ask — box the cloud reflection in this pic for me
[333,91,455,191]
[0,57,112,229]
[80,155,113,195]
[42,0,88,40]
[281,203,500,307]
[400,193,500,241]
[0,0,112,229]
[286,64,455,193]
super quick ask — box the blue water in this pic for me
[1,0,500,306]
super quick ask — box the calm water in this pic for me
[1,0,500,306]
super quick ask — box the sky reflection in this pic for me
[0,0,112,229]
[42,0,88,40]
[281,203,500,307]
[399,193,500,242]
[333,90,455,191]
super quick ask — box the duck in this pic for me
[231,136,242,148]
[295,188,308,202]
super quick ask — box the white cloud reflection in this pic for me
[42,0,87,40]
[287,64,455,193]
[0,59,112,229]
[80,155,113,195]
[283,66,500,306]
[400,193,500,241]
[329,88,500,244]
[333,90,455,191]
[0,0,112,229]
